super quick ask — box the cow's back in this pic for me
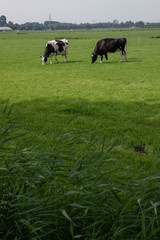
[100,38,126,53]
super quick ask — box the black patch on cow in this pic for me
[43,56,47,63]
[55,40,64,52]
[43,43,55,58]
[47,43,55,53]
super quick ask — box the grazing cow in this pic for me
[41,38,69,65]
[91,38,127,63]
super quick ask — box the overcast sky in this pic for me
[1,0,160,24]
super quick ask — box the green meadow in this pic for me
[1,29,160,160]
[1,29,160,239]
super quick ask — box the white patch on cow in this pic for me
[48,39,69,57]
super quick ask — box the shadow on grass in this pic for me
[127,58,142,63]
[66,60,84,64]
[91,58,141,64]
[1,96,160,156]
[51,60,84,64]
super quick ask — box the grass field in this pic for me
[1,29,160,161]
[1,29,160,239]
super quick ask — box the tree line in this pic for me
[1,15,160,31]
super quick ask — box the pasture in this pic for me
[1,29,160,161]
[1,29,160,239]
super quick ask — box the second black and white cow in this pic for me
[41,38,69,65]
[91,38,127,64]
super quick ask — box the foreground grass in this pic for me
[1,105,160,240]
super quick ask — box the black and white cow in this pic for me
[41,38,69,65]
[91,38,127,64]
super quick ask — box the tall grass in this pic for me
[1,104,160,240]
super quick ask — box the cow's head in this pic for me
[65,39,69,46]
[61,38,69,46]
[91,53,97,64]
[41,56,47,65]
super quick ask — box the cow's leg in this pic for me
[120,51,123,62]
[55,55,59,63]
[105,53,109,62]
[120,50,127,62]
[65,54,67,62]
[65,50,68,62]
[50,57,53,64]
[123,51,127,62]
[100,55,103,64]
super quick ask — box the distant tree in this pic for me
[1,14,160,31]
[14,23,20,30]
[44,21,59,30]
[6,21,17,30]
[0,15,7,26]
[135,21,145,28]
[125,21,135,28]
[32,22,44,30]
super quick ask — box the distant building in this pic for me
[0,27,13,31]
